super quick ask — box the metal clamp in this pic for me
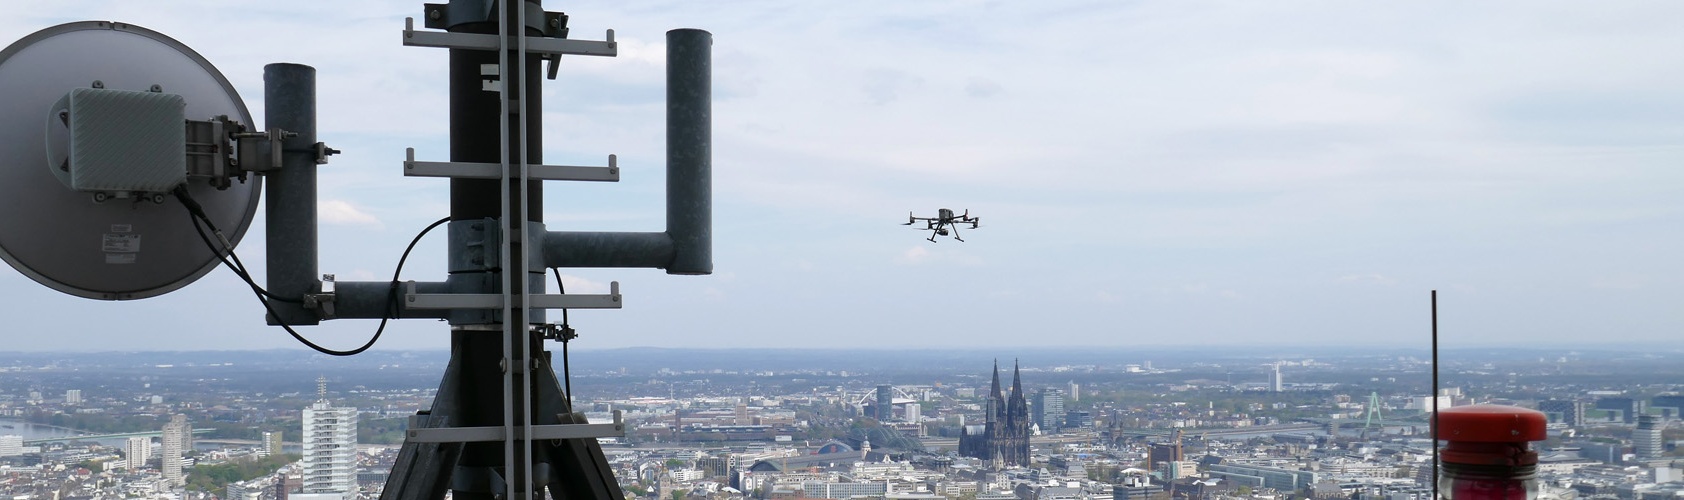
[539,323,578,342]
[302,274,337,320]
[420,2,565,37]
[184,120,303,188]
[183,115,240,189]
[230,128,295,173]
[314,142,340,164]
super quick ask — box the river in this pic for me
[0,418,295,453]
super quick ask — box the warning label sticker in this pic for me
[102,234,141,253]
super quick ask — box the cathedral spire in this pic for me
[987,359,1003,423]
[1010,359,1023,399]
[990,359,1002,398]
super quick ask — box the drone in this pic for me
[904,208,980,242]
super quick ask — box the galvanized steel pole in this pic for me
[263,63,321,326]
[665,29,712,276]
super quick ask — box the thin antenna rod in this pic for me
[1431,289,1440,500]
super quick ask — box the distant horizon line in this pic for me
[3,344,1677,354]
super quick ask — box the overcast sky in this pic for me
[1,1,1681,352]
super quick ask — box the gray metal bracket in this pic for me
[404,281,622,310]
[406,411,624,443]
[183,118,322,189]
[419,2,565,38]
[404,148,618,182]
[302,273,338,320]
[402,18,616,57]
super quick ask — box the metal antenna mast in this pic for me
[262,1,709,498]
[0,3,708,498]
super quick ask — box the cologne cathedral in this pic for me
[958,360,1031,467]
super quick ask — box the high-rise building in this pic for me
[1034,389,1065,433]
[1595,397,1641,424]
[261,431,283,458]
[1068,381,1079,403]
[125,437,152,470]
[1634,415,1663,460]
[698,453,736,478]
[0,435,22,457]
[1065,410,1093,429]
[1147,430,1183,473]
[64,389,82,405]
[1538,400,1585,427]
[1653,395,1684,419]
[302,393,358,498]
[875,385,894,422]
[1270,363,1283,392]
[904,402,921,423]
[162,414,189,486]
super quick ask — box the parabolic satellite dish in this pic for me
[0,21,260,300]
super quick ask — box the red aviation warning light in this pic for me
[1436,404,1548,500]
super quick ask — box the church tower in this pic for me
[960,360,1032,467]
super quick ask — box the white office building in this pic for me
[302,398,359,498]
[125,437,152,470]
[162,414,190,486]
[0,435,22,457]
[1634,415,1664,459]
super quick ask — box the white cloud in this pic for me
[318,200,382,227]
[897,246,931,265]
[3,1,1682,351]
[554,274,611,294]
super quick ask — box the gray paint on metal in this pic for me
[0,21,260,300]
[665,29,712,276]
[263,63,322,326]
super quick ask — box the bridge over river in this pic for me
[22,428,215,446]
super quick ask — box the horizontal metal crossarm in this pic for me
[405,282,622,310]
[402,18,616,57]
[404,148,618,182]
[406,422,625,443]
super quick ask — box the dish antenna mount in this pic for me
[0,21,267,299]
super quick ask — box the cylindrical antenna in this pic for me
[264,63,320,326]
[665,28,712,275]
[1432,289,1441,499]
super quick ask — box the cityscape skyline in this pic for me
[1,2,1682,353]
[0,347,1679,498]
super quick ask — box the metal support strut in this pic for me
[243,0,711,497]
